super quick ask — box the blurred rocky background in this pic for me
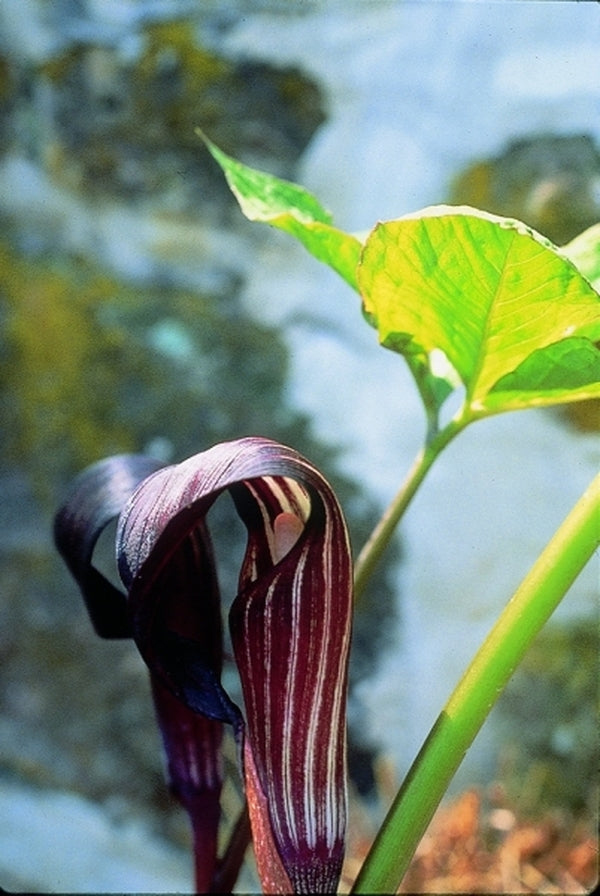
[0,1,598,891]
[0,2,397,890]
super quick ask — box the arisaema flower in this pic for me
[54,437,353,894]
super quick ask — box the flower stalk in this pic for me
[352,471,600,893]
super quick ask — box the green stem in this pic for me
[353,419,463,601]
[351,471,600,894]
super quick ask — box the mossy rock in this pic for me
[33,19,324,207]
[0,234,398,712]
[0,240,302,497]
[450,134,600,246]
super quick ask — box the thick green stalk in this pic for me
[351,472,599,894]
[353,419,463,600]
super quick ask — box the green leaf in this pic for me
[358,206,600,418]
[487,337,600,412]
[198,130,362,290]
[562,222,600,292]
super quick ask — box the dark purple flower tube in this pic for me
[54,454,227,891]
[56,438,353,894]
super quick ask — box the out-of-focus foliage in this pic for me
[497,621,598,813]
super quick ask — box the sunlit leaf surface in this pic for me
[204,135,600,424]
[487,336,600,412]
[199,130,362,289]
[358,206,600,417]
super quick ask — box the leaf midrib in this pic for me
[462,224,515,405]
